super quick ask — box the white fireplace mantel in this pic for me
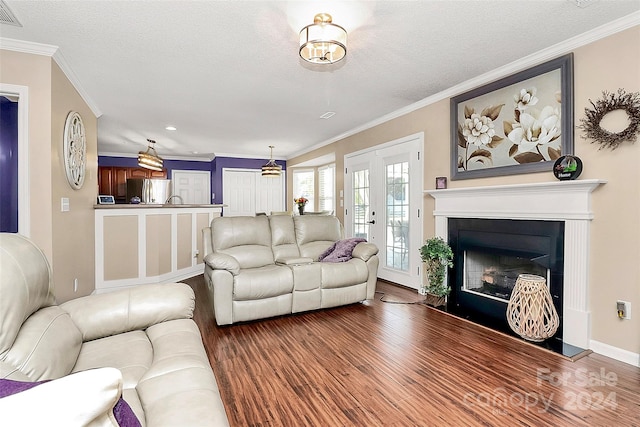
[425,179,606,221]
[425,179,607,349]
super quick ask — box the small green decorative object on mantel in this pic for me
[578,88,640,150]
[419,236,454,306]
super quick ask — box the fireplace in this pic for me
[425,179,606,351]
[448,218,564,338]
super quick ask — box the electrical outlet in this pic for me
[617,300,631,320]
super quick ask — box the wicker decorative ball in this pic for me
[506,274,559,342]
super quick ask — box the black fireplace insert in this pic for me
[447,218,564,339]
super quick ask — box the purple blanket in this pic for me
[318,238,366,263]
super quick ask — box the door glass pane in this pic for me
[352,169,370,239]
[385,161,409,271]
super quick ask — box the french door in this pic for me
[344,133,424,288]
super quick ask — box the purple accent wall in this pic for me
[0,98,19,233]
[98,155,286,204]
[211,157,286,204]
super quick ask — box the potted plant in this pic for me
[294,197,308,215]
[419,236,454,307]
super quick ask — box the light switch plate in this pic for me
[61,197,70,212]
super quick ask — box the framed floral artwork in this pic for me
[451,53,574,180]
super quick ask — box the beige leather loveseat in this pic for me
[0,233,229,427]
[202,215,379,325]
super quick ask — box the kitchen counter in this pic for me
[94,204,226,209]
[95,204,223,291]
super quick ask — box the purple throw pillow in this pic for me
[0,378,141,427]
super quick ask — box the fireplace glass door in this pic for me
[463,250,549,302]
[448,218,564,331]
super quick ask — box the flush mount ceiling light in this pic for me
[262,145,282,177]
[299,13,347,64]
[138,139,164,171]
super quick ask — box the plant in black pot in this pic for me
[419,236,454,307]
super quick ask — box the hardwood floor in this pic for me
[184,276,640,426]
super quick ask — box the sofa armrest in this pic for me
[352,242,379,262]
[204,252,240,275]
[61,283,195,342]
[202,226,213,258]
[0,367,124,427]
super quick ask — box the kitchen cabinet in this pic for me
[98,166,167,202]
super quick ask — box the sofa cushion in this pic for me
[294,216,343,260]
[72,330,153,390]
[233,265,293,301]
[137,319,228,427]
[2,306,82,381]
[269,215,301,260]
[211,216,274,268]
[321,258,369,289]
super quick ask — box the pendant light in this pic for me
[262,145,282,177]
[138,139,164,171]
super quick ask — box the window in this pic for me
[292,169,315,211]
[318,164,335,213]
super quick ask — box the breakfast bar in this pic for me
[94,204,224,291]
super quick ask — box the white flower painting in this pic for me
[452,54,572,179]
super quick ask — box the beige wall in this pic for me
[51,61,97,301]
[288,26,640,355]
[0,50,53,258]
[0,50,97,302]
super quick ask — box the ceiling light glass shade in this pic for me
[138,139,164,171]
[262,145,282,177]
[299,13,347,64]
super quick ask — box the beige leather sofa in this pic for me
[202,215,379,325]
[0,233,229,427]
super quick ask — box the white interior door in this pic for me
[172,170,211,204]
[222,168,285,216]
[223,169,256,216]
[345,133,424,288]
[256,173,285,214]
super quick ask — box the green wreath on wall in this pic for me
[579,89,640,150]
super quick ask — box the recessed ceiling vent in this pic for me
[568,0,598,8]
[0,1,22,27]
[320,111,336,119]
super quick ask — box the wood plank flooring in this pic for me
[184,276,640,427]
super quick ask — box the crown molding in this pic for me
[52,49,102,118]
[289,11,640,160]
[0,37,102,118]
[0,37,57,55]
[214,151,286,161]
[98,151,215,162]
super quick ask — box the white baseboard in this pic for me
[95,264,203,293]
[590,340,640,367]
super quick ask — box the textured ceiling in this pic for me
[1,1,639,160]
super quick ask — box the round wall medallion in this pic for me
[63,111,87,189]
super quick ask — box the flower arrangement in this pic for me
[294,197,308,207]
